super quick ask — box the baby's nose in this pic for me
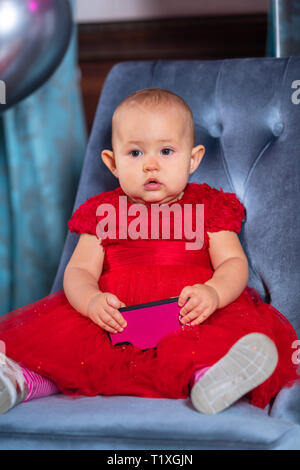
[143,155,159,170]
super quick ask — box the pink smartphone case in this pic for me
[109,296,185,349]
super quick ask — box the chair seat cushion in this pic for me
[0,395,300,450]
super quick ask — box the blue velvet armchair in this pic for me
[0,58,300,450]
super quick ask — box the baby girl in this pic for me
[0,87,298,415]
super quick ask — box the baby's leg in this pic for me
[0,293,289,405]
[189,366,211,390]
[19,363,59,402]
[0,354,59,414]
[189,333,278,414]
[0,353,26,414]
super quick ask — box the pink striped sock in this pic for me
[189,366,211,389]
[19,363,59,402]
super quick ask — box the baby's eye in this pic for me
[129,150,142,157]
[161,148,174,156]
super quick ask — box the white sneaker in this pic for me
[190,333,279,414]
[0,353,28,414]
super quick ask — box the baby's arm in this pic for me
[63,234,127,333]
[204,230,249,308]
[178,231,249,326]
[63,233,105,316]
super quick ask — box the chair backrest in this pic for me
[51,58,300,336]
[267,0,300,56]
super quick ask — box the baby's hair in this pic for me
[112,87,195,148]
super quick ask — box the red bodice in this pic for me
[68,182,246,305]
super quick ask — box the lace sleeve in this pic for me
[67,193,103,236]
[203,184,246,234]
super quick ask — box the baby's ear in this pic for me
[190,145,205,174]
[101,149,118,177]
[192,144,205,158]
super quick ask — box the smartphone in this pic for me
[108,296,186,349]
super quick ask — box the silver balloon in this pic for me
[0,0,72,111]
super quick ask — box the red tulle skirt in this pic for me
[0,281,299,409]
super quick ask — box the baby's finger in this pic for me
[191,308,211,326]
[104,305,127,328]
[106,294,123,310]
[180,308,200,325]
[96,316,118,334]
[179,296,200,316]
[178,290,192,307]
[113,310,127,328]
[101,310,124,331]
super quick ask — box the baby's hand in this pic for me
[86,292,127,334]
[178,283,220,326]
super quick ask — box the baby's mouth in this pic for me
[144,180,162,190]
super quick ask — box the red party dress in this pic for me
[0,182,299,409]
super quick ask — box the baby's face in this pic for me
[102,102,205,205]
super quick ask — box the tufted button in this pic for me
[209,122,223,138]
[272,122,284,137]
